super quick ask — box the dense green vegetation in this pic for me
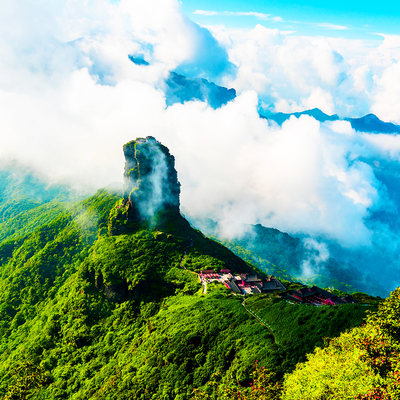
[0,163,76,222]
[281,288,400,399]
[244,295,374,373]
[0,166,389,399]
[0,189,119,338]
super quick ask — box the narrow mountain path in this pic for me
[179,250,188,268]
[179,238,193,269]
[178,239,207,295]
[241,299,276,343]
[201,277,207,294]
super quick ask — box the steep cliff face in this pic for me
[123,136,180,221]
[109,137,182,234]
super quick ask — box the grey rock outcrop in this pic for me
[122,137,180,222]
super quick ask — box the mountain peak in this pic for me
[122,137,180,225]
[109,137,183,234]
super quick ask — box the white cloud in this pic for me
[193,10,218,16]
[301,87,335,114]
[371,61,400,123]
[317,23,349,31]
[210,24,400,119]
[362,133,400,160]
[157,95,385,247]
[192,9,281,22]
[228,11,271,20]
[300,239,330,279]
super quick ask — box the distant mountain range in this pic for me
[129,55,400,133]
[129,55,236,109]
[260,107,400,134]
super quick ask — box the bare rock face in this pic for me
[122,136,180,223]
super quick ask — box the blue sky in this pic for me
[181,0,400,39]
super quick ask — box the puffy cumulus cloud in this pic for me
[118,0,234,80]
[99,0,233,82]
[210,25,355,114]
[301,87,335,115]
[160,96,382,247]
[0,0,233,185]
[0,0,187,188]
[371,61,400,123]
[0,0,232,89]
[210,25,400,119]
[174,22,235,82]
[0,68,167,188]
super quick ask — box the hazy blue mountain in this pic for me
[127,57,399,132]
[207,223,378,295]
[345,113,400,134]
[260,107,400,134]
[128,55,236,109]
[260,108,339,125]
[128,55,150,66]
[165,72,236,109]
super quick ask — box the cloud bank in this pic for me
[1,0,400,293]
[211,25,400,121]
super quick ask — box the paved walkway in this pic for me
[200,277,207,294]
[241,299,276,343]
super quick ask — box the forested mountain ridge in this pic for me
[0,138,389,399]
[215,224,362,293]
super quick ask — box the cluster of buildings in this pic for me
[283,286,356,306]
[198,269,357,306]
[199,269,286,295]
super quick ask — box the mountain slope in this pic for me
[282,288,400,399]
[204,223,370,294]
[0,138,379,399]
[0,162,76,222]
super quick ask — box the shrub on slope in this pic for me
[282,288,400,399]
